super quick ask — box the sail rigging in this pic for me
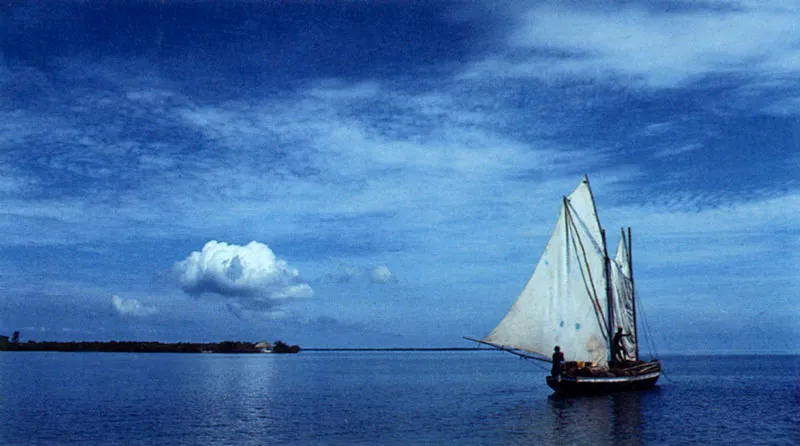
[610,229,638,361]
[472,175,661,394]
[484,176,610,366]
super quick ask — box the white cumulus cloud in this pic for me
[369,265,396,284]
[174,240,313,315]
[321,264,397,284]
[111,295,157,317]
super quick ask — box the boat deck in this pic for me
[547,360,662,395]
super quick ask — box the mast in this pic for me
[628,226,638,360]
[482,176,611,365]
[602,229,614,364]
[564,196,570,264]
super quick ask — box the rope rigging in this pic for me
[635,290,660,359]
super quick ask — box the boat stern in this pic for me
[546,375,560,392]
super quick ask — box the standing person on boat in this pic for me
[612,327,632,365]
[551,346,565,378]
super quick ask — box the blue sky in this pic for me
[1,1,797,353]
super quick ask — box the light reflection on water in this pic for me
[495,389,647,445]
[0,352,796,445]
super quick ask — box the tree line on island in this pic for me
[0,332,300,354]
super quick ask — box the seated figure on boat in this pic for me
[551,346,565,378]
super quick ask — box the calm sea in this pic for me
[0,351,797,445]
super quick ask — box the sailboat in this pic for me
[466,176,661,396]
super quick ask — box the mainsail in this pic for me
[484,176,610,366]
[610,230,638,361]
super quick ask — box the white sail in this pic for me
[485,176,610,366]
[610,231,638,361]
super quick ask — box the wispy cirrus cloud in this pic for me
[761,96,800,116]
[464,2,800,89]
[653,143,704,158]
[600,187,800,316]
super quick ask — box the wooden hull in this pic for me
[546,361,661,396]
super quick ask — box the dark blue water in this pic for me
[1,352,797,445]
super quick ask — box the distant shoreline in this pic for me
[0,343,486,353]
[0,340,299,354]
[2,342,792,355]
[0,340,485,354]
[303,348,485,351]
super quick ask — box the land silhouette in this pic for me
[0,337,301,354]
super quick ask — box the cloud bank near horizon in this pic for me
[111,295,157,318]
[318,264,397,284]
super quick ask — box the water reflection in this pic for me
[609,392,644,444]
[502,390,650,445]
[192,355,279,431]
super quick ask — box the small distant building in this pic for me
[255,341,272,353]
[0,335,9,350]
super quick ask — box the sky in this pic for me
[1,1,797,353]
